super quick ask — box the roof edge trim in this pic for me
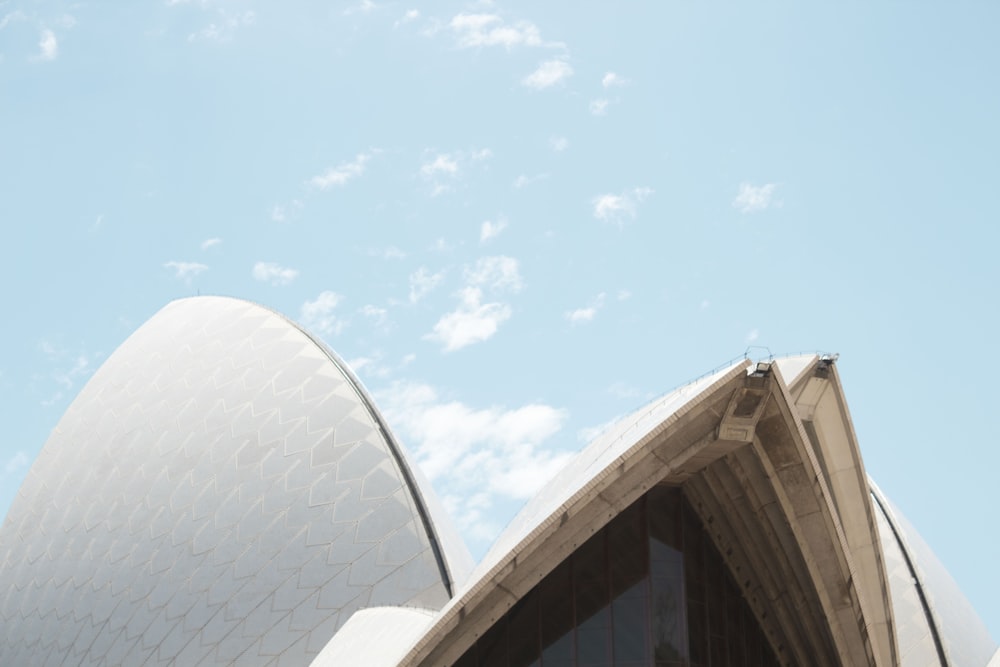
[401,359,753,666]
[869,482,950,667]
[173,295,463,597]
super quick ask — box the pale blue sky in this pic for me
[2,0,998,641]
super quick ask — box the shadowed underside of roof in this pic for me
[401,357,906,667]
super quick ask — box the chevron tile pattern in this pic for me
[0,297,451,666]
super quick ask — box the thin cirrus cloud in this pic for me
[270,200,302,223]
[38,349,98,407]
[1,451,29,479]
[419,153,459,178]
[465,255,523,292]
[449,13,543,49]
[480,217,507,243]
[512,173,547,189]
[300,291,343,337]
[309,151,376,189]
[37,29,58,61]
[592,187,654,226]
[186,10,256,43]
[419,149,491,196]
[565,292,606,325]
[425,256,523,351]
[732,183,778,213]
[359,304,390,332]
[425,287,511,352]
[163,260,208,283]
[342,0,376,17]
[199,238,221,250]
[589,98,609,116]
[371,246,406,260]
[409,267,445,304]
[394,9,419,28]
[0,11,26,31]
[252,261,299,286]
[601,71,627,88]
[522,59,572,89]
[375,379,570,547]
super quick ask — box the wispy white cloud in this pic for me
[425,287,510,352]
[420,153,459,178]
[37,29,58,61]
[300,291,344,336]
[252,261,299,286]
[592,187,653,226]
[480,217,507,243]
[36,344,99,406]
[370,246,407,260]
[549,136,569,152]
[343,0,377,16]
[310,152,375,189]
[394,9,419,27]
[348,355,375,372]
[187,10,255,43]
[376,379,570,547]
[53,355,90,390]
[409,267,445,303]
[360,304,390,332]
[607,381,643,400]
[617,289,632,301]
[0,449,31,490]
[589,98,609,116]
[426,256,522,351]
[512,173,547,189]
[37,339,63,360]
[449,13,543,49]
[0,11,26,31]
[733,183,779,213]
[565,292,606,325]
[466,255,522,292]
[164,260,208,282]
[2,451,29,478]
[200,237,221,250]
[566,306,597,324]
[419,149,491,196]
[522,59,572,90]
[429,238,453,253]
[601,71,627,88]
[746,328,760,343]
[270,199,302,223]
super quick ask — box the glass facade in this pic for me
[454,487,780,667]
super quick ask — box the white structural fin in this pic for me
[0,296,470,666]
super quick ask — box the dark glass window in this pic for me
[540,559,575,667]
[454,487,780,666]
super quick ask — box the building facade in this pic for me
[0,297,995,666]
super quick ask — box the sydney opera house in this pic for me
[0,296,996,666]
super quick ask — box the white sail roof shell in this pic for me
[2,296,995,666]
[0,297,471,666]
